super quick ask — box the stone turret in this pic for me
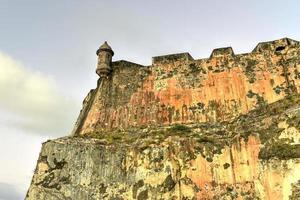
[96,41,114,78]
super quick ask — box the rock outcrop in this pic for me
[26,39,300,199]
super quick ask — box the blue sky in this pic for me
[0,0,299,198]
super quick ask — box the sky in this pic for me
[0,0,299,199]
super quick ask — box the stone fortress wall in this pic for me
[73,38,300,135]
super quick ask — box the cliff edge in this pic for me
[26,38,300,200]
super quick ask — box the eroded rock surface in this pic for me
[27,95,300,199]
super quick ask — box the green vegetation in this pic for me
[287,115,300,130]
[167,124,191,134]
[80,124,192,146]
[79,94,300,161]
[194,134,226,158]
[196,135,216,143]
[161,175,176,192]
[223,163,230,169]
[235,94,300,144]
[257,125,284,144]
[244,59,258,83]
[189,63,200,73]
[273,85,284,94]
[259,141,300,160]
[246,90,267,107]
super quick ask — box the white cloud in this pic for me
[0,51,79,136]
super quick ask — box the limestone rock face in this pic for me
[26,38,300,199]
[26,95,300,199]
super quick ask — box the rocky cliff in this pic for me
[26,38,300,200]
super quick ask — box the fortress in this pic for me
[73,38,300,135]
[27,38,300,200]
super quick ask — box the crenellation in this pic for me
[252,38,300,54]
[152,52,194,65]
[210,47,234,58]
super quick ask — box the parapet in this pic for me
[152,52,194,65]
[112,60,146,69]
[252,37,300,53]
[210,47,234,58]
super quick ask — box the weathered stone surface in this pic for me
[27,38,300,199]
[27,94,300,199]
[73,38,300,135]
